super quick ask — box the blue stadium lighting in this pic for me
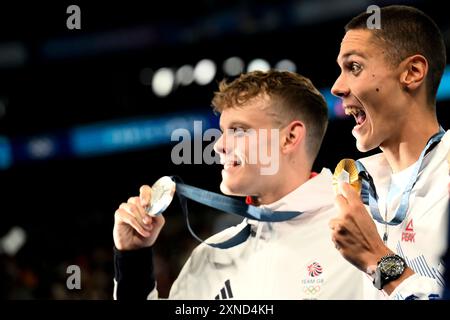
[0,136,12,170]
[70,112,216,157]
[437,66,450,101]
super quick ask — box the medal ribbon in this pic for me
[356,128,445,226]
[171,176,302,249]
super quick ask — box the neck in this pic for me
[253,164,311,205]
[380,108,439,173]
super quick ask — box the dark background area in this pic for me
[0,0,449,299]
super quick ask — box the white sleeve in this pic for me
[389,273,443,300]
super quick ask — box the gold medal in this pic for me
[332,158,361,195]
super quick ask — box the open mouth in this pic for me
[222,159,242,171]
[344,106,366,126]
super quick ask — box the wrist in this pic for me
[365,247,393,272]
[382,267,414,295]
[371,253,408,292]
[114,245,156,300]
[366,264,377,280]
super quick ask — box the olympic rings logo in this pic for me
[303,285,321,295]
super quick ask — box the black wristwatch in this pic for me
[373,254,407,290]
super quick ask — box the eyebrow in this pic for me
[337,50,368,64]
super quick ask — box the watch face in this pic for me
[379,256,405,277]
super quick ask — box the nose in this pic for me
[331,73,350,98]
[214,132,228,155]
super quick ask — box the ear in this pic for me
[281,120,305,154]
[400,55,428,92]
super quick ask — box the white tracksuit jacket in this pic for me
[358,130,450,300]
[153,168,364,300]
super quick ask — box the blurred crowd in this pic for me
[0,207,241,299]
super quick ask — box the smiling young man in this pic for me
[112,70,363,299]
[330,5,449,299]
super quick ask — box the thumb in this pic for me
[139,185,152,208]
[340,181,359,202]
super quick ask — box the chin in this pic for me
[219,182,233,195]
[220,180,248,197]
[356,138,378,153]
[356,142,370,152]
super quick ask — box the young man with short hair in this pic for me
[330,5,449,299]
[113,70,363,299]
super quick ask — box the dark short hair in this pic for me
[212,70,329,162]
[345,5,446,105]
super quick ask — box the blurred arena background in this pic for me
[0,0,449,299]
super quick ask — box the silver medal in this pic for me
[146,176,176,216]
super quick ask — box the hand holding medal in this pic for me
[332,158,362,195]
[329,158,389,272]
